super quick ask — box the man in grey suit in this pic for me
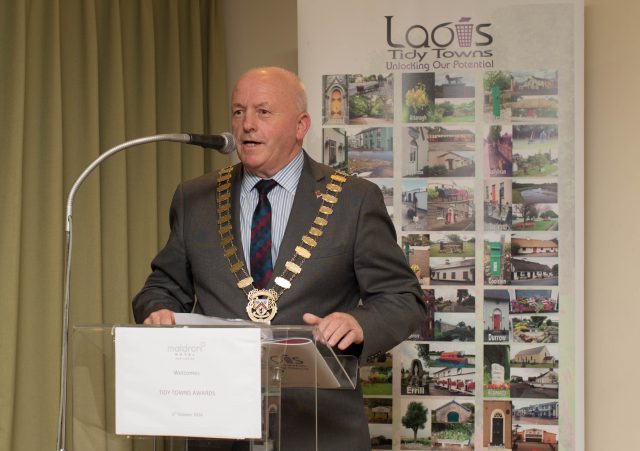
[133,67,427,450]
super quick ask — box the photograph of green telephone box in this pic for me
[483,69,559,123]
[484,233,512,286]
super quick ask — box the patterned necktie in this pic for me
[250,179,279,289]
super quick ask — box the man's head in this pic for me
[231,67,311,178]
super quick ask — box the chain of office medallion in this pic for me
[215,166,349,319]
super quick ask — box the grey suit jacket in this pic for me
[133,153,427,450]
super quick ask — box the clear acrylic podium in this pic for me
[69,324,358,451]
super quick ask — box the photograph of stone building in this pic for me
[402,125,476,178]
[511,257,558,285]
[426,180,475,231]
[430,399,475,451]
[510,344,558,368]
[511,234,558,257]
[431,366,476,397]
[433,400,473,424]
[510,368,559,399]
[512,400,559,423]
[430,258,475,285]
[348,126,393,177]
[403,126,430,177]
[434,312,475,342]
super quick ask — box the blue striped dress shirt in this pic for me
[240,151,305,269]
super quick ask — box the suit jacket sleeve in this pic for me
[344,179,427,365]
[132,184,195,323]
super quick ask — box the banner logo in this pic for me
[385,16,494,70]
[167,342,206,361]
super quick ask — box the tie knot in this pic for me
[254,179,278,195]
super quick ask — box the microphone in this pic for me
[187,132,236,154]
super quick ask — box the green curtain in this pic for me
[0,1,229,449]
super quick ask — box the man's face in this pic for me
[231,70,310,178]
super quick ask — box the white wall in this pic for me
[584,0,640,449]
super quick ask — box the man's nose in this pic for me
[242,110,256,132]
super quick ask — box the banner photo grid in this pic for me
[298,1,583,450]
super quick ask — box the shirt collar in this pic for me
[241,151,304,197]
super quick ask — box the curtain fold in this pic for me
[0,1,229,449]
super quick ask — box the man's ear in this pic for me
[296,112,311,141]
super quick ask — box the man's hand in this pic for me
[302,312,364,351]
[143,309,176,325]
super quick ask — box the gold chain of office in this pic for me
[215,166,349,323]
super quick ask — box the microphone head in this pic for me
[219,132,236,154]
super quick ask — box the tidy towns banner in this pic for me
[298,1,583,450]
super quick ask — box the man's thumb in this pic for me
[303,313,321,324]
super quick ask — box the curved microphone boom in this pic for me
[187,131,236,154]
[56,132,235,451]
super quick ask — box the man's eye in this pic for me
[258,109,270,115]
[232,109,243,116]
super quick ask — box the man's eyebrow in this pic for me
[231,101,271,109]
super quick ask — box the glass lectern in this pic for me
[69,324,358,451]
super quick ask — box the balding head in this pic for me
[230,66,311,178]
[235,67,308,114]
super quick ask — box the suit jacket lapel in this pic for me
[272,153,326,277]
[230,164,246,268]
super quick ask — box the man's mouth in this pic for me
[242,140,262,147]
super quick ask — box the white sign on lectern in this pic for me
[114,327,261,439]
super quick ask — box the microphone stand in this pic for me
[56,133,230,451]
